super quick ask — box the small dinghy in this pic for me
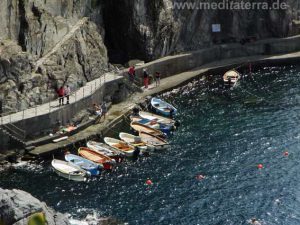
[51,159,87,182]
[223,70,240,88]
[78,147,115,170]
[87,141,124,163]
[104,137,136,157]
[65,153,101,176]
[130,121,166,138]
[139,131,170,150]
[151,97,177,117]
[139,111,176,126]
[119,132,152,151]
[131,117,173,135]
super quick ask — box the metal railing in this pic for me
[0,72,113,125]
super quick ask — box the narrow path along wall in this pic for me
[1,34,300,150]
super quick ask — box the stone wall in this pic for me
[130,35,300,80]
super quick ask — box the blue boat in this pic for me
[151,97,177,117]
[131,117,173,135]
[65,153,101,176]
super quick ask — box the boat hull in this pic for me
[104,137,135,157]
[51,159,87,182]
[78,147,115,170]
[151,97,177,117]
[87,141,124,163]
[65,154,101,176]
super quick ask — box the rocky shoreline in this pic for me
[0,187,125,225]
[0,188,69,225]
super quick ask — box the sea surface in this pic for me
[2,65,300,225]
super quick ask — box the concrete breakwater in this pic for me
[1,35,300,155]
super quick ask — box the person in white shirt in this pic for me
[64,85,71,104]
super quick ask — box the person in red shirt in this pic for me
[57,86,65,106]
[128,66,135,82]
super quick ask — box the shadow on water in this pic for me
[2,65,300,224]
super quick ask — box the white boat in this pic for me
[119,132,153,151]
[87,141,124,162]
[51,159,87,182]
[130,121,166,138]
[139,131,170,150]
[139,111,176,126]
[151,97,177,117]
[223,70,240,88]
[104,137,136,157]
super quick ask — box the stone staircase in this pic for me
[0,123,26,146]
[35,17,89,71]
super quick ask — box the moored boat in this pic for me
[119,132,152,151]
[151,97,177,117]
[139,131,170,150]
[78,147,115,170]
[87,141,124,163]
[104,137,136,157]
[130,117,173,135]
[51,159,87,182]
[130,121,166,138]
[223,70,240,88]
[139,111,176,126]
[65,153,101,176]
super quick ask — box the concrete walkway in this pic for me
[29,50,300,156]
[0,72,120,125]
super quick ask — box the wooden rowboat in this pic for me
[104,137,135,157]
[119,132,152,151]
[130,121,166,138]
[151,97,177,117]
[139,131,170,150]
[131,117,173,135]
[139,111,176,126]
[78,147,115,170]
[86,141,124,163]
[51,159,87,182]
[223,70,240,88]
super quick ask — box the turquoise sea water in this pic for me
[2,65,300,224]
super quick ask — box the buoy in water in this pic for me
[284,151,289,156]
[257,164,263,169]
[146,179,153,185]
[196,174,205,180]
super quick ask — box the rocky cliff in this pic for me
[0,188,70,225]
[0,0,299,112]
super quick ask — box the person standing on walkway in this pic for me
[128,66,135,82]
[101,101,107,119]
[143,68,149,89]
[155,72,161,87]
[64,85,71,104]
[57,86,65,106]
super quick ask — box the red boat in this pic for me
[78,147,115,170]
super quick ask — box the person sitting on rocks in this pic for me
[93,103,102,116]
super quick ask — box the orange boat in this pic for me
[78,147,115,170]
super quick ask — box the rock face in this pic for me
[0,0,108,113]
[0,0,300,112]
[102,0,300,62]
[0,188,70,225]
